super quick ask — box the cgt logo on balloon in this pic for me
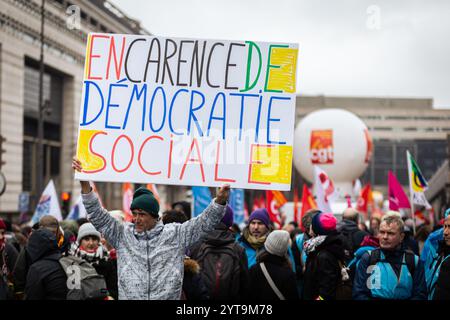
[310,129,334,164]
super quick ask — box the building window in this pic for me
[22,61,63,198]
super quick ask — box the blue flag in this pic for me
[192,186,212,217]
[229,189,245,226]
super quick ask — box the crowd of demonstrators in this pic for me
[0,159,448,300]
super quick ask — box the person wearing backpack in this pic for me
[24,228,68,300]
[190,205,249,300]
[347,235,380,281]
[337,208,369,261]
[353,213,427,300]
[72,158,229,300]
[162,210,209,301]
[248,230,299,300]
[427,212,450,300]
[68,223,118,299]
[302,212,349,300]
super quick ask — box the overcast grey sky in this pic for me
[110,0,450,108]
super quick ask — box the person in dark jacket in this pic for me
[428,213,450,300]
[248,230,299,300]
[337,208,369,259]
[0,219,18,300]
[190,206,249,300]
[68,222,118,299]
[353,213,427,300]
[162,209,209,300]
[24,228,68,300]
[13,215,64,299]
[302,212,346,300]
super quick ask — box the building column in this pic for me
[0,41,25,213]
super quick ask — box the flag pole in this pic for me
[407,151,416,235]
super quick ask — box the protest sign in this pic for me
[75,34,298,190]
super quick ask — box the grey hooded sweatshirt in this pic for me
[82,190,226,300]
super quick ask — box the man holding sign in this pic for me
[73,158,229,300]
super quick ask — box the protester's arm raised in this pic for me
[72,157,124,249]
[177,184,230,249]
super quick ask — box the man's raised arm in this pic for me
[178,184,230,248]
[73,157,124,249]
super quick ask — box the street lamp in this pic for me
[36,0,46,198]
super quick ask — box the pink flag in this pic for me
[388,171,411,210]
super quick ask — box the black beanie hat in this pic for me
[130,187,160,218]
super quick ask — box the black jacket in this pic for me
[92,257,118,300]
[190,223,249,299]
[337,220,369,254]
[0,243,19,300]
[303,232,346,300]
[434,241,450,300]
[248,252,299,300]
[24,229,68,300]
[182,257,209,300]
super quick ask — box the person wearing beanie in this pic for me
[189,205,249,300]
[68,222,118,300]
[303,212,348,300]
[0,219,19,300]
[72,157,230,300]
[237,208,271,268]
[248,230,299,300]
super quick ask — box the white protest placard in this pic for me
[75,34,298,190]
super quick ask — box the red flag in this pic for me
[252,194,265,211]
[265,191,282,228]
[356,184,373,216]
[293,187,299,224]
[388,171,411,210]
[300,184,317,230]
[122,183,134,222]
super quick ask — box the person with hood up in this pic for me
[24,227,67,300]
[73,158,229,300]
[69,223,118,300]
[302,212,347,300]
[190,205,249,300]
[248,230,299,300]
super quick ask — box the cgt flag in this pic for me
[356,183,373,216]
[407,151,431,209]
[313,166,335,213]
[266,190,285,227]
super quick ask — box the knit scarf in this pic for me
[69,243,110,266]
[243,228,267,250]
[303,235,327,255]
